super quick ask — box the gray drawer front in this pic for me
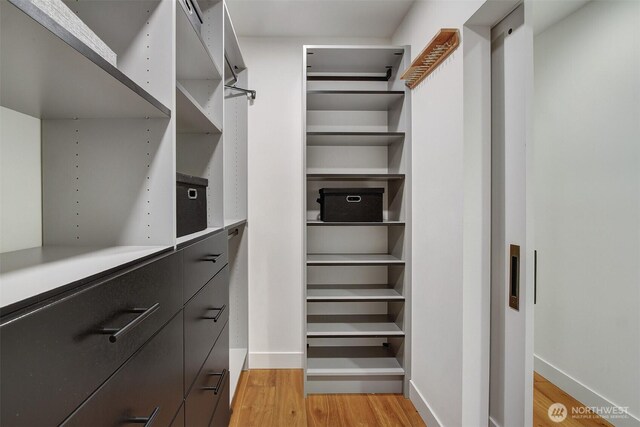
[62,313,183,427]
[208,376,230,427]
[183,231,228,302]
[0,252,182,427]
[184,266,229,394]
[170,404,185,427]
[185,324,229,427]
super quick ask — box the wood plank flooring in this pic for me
[230,369,426,427]
[231,369,613,427]
[533,372,613,427]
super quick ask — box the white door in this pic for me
[489,4,534,427]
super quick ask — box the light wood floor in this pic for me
[533,372,613,427]
[230,369,613,427]
[229,369,426,427]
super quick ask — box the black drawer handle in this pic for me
[98,303,160,343]
[202,253,222,263]
[203,304,226,322]
[202,369,227,395]
[128,406,160,426]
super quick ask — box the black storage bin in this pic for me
[177,173,208,237]
[317,188,384,222]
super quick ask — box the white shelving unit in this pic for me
[303,46,412,395]
[1,3,250,406]
[0,0,175,313]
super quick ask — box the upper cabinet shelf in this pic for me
[176,83,222,134]
[176,2,221,81]
[307,91,404,111]
[0,0,170,119]
[306,46,405,77]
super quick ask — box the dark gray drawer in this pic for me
[0,252,182,427]
[62,313,183,427]
[185,324,229,427]
[184,266,229,394]
[209,376,230,427]
[183,231,228,303]
[170,404,185,427]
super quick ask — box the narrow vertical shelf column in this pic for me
[303,46,412,395]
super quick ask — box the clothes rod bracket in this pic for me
[225,85,256,100]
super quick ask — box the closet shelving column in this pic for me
[303,46,412,395]
[175,0,226,246]
[223,1,250,401]
[0,0,174,313]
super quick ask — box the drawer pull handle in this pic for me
[346,195,361,203]
[128,406,160,426]
[99,303,160,343]
[202,369,227,395]
[202,254,222,263]
[203,304,227,322]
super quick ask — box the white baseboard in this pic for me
[535,355,640,427]
[248,351,303,369]
[409,380,443,427]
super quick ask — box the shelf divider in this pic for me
[307,346,404,376]
[176,82,222,134]
[307,90,405,111]
[307,254,404,266]
[1,0,171,119]
[307,315,404,337]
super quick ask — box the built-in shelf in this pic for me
[176,227,224,249]
[0,245,172,314]
[306,346,404,376]
[307,315,404,337]
[176,83,222,134]
[224,219,247,230]
[176,2,221,81]
[307,254,404,266]
[307,173,405,181]
[306,47,405,75]
[306,132,405,146]
[307,91,404,111]
[307,220,404,226]
[1,0,170,119]
[307,286,404,301]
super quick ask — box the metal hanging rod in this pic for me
[225,85,256,100]
[225,53,256,100]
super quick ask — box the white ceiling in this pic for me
[532,0,590,35]
[225,0,415,38]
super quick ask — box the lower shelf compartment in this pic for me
[307,315,404,337]
[306,374,404,394]
[307,346,404,376]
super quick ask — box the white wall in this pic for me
[241,36,389,368]
[391,1,492,426]
[533,1,640,424]
[0,107,42,253]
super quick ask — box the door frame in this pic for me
[462,1,534,426]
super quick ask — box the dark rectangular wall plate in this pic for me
[509,244,520,311]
